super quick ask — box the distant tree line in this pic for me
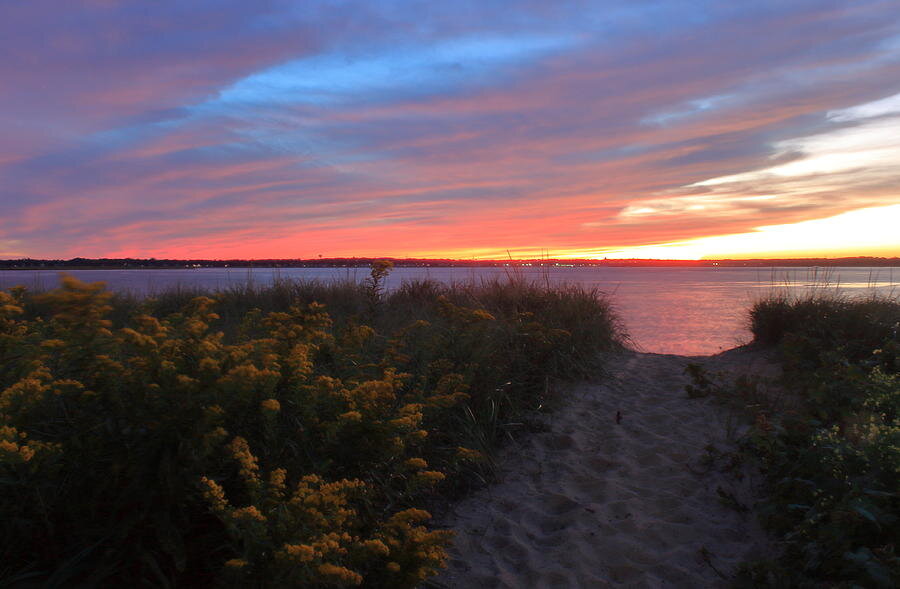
[0,256,898,270]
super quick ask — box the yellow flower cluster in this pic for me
[415,470,446,485]
[436,295,496,325]
[268,468,287,499]
[199,476,229,513]
[280,543,316,562]
[377,509,453,584]
[290,475,364,530]
[346,377,400,413]
[228,436,260,484]
[198,437,387,584]
[404,457,427,470]
[362,539,390,556]
[387,508,431,525]
[318,562,363,586]
[0,370,51,413]
[263,303,333,347]
[232,505,267,522]
[338,410,362,422]
[389,413,422,430]
[34,275,112,333]
[426,390,469,408]
[471,309,496,321]
[260,398,281,413]
[0,425,34,463]
[0,291,23,320]
[2,277,487,587]
[455,446,485,462]
[218,363,279,399]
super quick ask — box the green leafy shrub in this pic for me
[739,294,900,588]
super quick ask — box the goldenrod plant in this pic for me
[0,266,620,586]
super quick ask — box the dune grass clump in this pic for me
[750,291,899,363]
[0,265,621,587]
[739,292,899,587]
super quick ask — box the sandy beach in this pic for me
[432,348,777,588]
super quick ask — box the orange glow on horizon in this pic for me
[402,204,900,261]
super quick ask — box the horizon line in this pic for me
[2,255,899,264]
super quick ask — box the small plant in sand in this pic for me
[684,363,718,398]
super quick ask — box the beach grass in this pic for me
[0,264,622,587]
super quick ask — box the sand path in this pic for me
[431,349,774,588]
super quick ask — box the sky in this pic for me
[2,0,900,260]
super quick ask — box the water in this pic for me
[1,266,896,356]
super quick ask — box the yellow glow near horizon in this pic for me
[416,204,899,260]
[565,203,900,260]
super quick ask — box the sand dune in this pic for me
[432,349,775,588]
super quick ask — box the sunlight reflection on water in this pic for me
[1,266,896,356]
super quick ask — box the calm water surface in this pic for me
[2,266,896,355]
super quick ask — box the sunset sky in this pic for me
[2,1,900,260]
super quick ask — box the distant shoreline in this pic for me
[1,255,899,270]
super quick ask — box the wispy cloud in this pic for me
[617,90,900,238]
[207,35,576,108]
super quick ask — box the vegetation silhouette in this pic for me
[0,265,621,587]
